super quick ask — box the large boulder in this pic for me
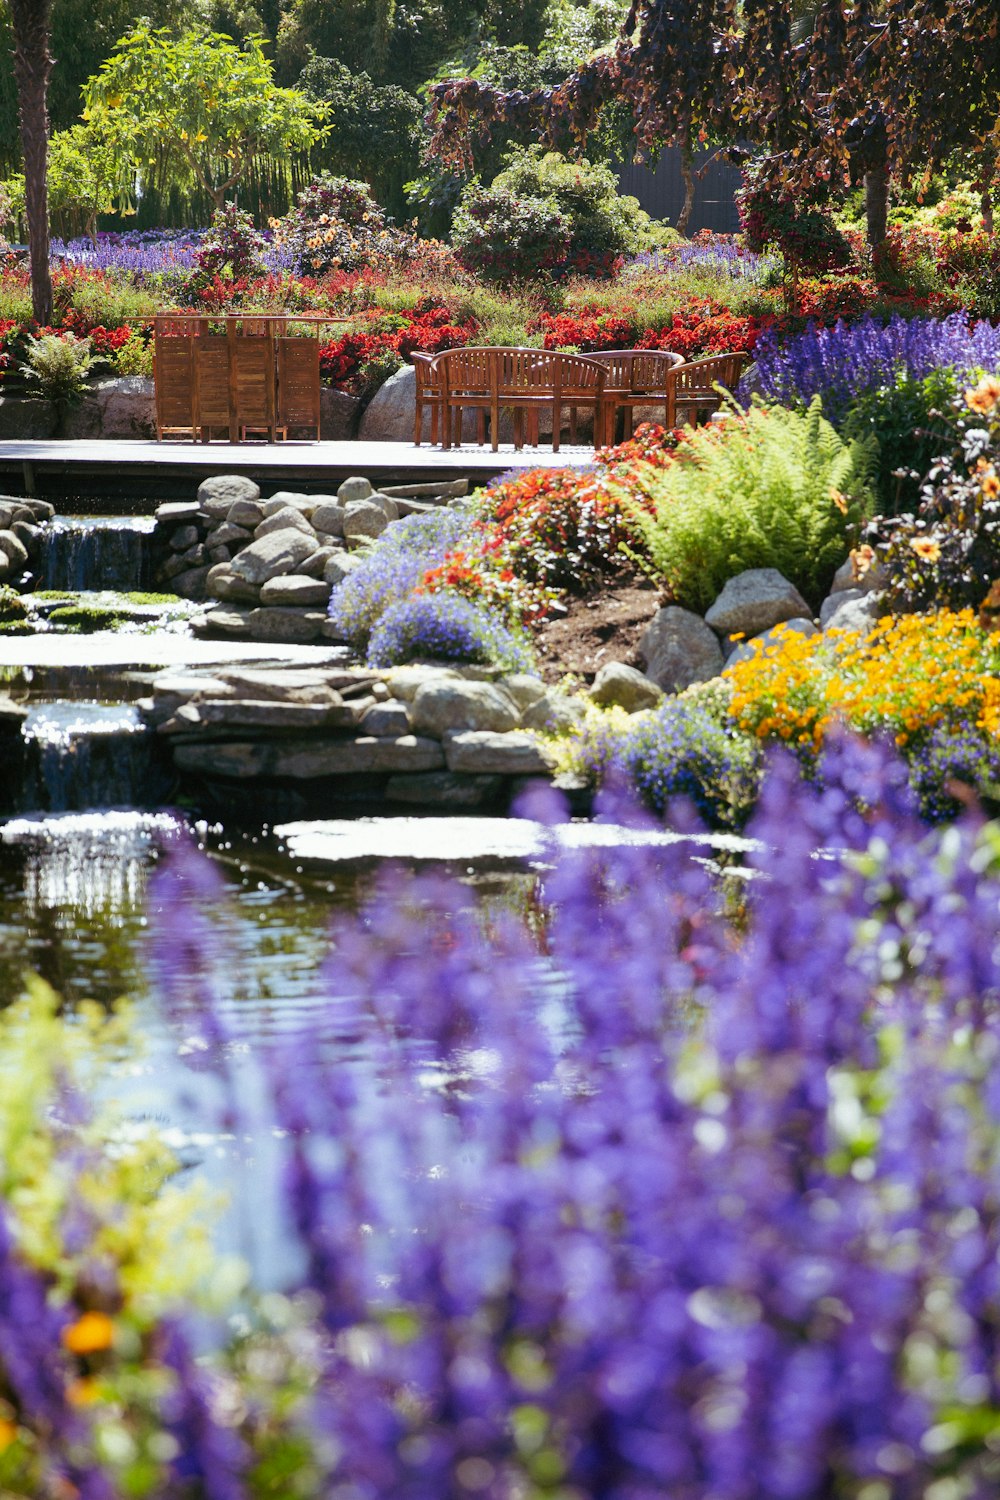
[94,376,156,439]
[410,680,521,737]
[230,529,319,585]
[0,397,58,440]
[198,475,261,517]
[589,662,664,712]
[822,593,884,635]
[258,575,331,607]
[358,364,481,444]
[255,506,316,540]
[639,607,725,692]
[443,730,554,776]
[320,387,361,441]
[343,499,390,546]
[704,568,812,638]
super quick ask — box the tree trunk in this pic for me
[983,188,995,236]
[677,139,696,238]
[9,0,53,326]
[864,154,889,260]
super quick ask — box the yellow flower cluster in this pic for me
[725,610,1000,750]
[966,374,1000,415]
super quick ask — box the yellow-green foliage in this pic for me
[0,979,217,1313]
[627,397,875,612]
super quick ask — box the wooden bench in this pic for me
[434,347,607,452]
[668,352,749,428]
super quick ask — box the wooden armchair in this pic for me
[668,352,749,429]
[589,349,685,445]
[436,347,497,449]
[412,351,453,446]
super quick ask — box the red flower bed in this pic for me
[319,305,479,391]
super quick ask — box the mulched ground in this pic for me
[530,572,663,684]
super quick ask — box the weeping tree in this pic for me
[428,0,1000,253]
[8,0,53,324]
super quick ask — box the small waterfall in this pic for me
[19,702,171,813]
[39,517,155,593]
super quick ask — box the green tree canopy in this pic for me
[83,25,327,209]
[4,120,134,242]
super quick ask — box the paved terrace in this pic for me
[0,439,598,507]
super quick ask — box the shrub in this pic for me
[628,399,872,612]
[272,173,417,275]
[453,147,648,283]
[366,591,533,670]
[327,507,477,646]
[557,697,760,826]
[725,608,1000,815]
[22,331,93,406]
[843,366,962,515]
[111,330,154,377]
[190,203,269,283]
[452,182,572,283]
[867,373,1000,612]
[737,171,851,276]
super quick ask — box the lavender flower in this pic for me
[366,592,533,670]
[745,312,1000,426]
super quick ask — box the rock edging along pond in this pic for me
[139,659,580,818]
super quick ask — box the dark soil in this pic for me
[531,572,663,684]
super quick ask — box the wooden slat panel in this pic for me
[234,336,275,433]
[153,338,195,434]
[276,338,321,437]
[194,337,232,434]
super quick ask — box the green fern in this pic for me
[627,397,874,613]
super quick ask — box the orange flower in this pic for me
[62,1312,115,1356]
[965,375,1000,413]
[0,1418,16,1452]
[908,536,941,562]
[982,469,1000,500]
[67,1378,101,1407]
[852,544,876,579]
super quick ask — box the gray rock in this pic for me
[263,492,315,518]
[337,476,374,505]
[198,476,261,517]
[227,499,265,530]
[206,565,261,605]
[385,772,504,808]
[194,606,254,636]
[410,680,520,737]
[208,545,230,565]
[21,499,55,523]
[639,607,725,692]
[502,674,547,711]
[589,662,664,712]
[299,546,336,578]
[161,553,191,581]
[320,387,361,441]
[343,500,390,545]
[0,530,29,570]
[828,557,857,594]
[386,665,460,702]
[246,607,327,643]
[704,569,812,638]
[212,668,349,704]
[823,593,884,635]
[312,502,346,538]
[179,543,207,568]
[255,506,316,540]
[726,618,820,666]
[361,701,411,737]
[820,588,863,628]
[171,565,212,600]
[156,501,203,526]
[443,730,553,775]
[207,521,252,548]
[175,735,444,779]
[172,699,359,732]
[259,575,331,607]
[357,364,484,444]
[230,529,319,585]
[0,553,12,582]
[169,525,201,551]
[0,398,57,440]
[60,392,102,439]
[520,691,586,734]
[12,521,41,552]
[93,376,156,439]
[324,552,362,587]
[368,493,400,522]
